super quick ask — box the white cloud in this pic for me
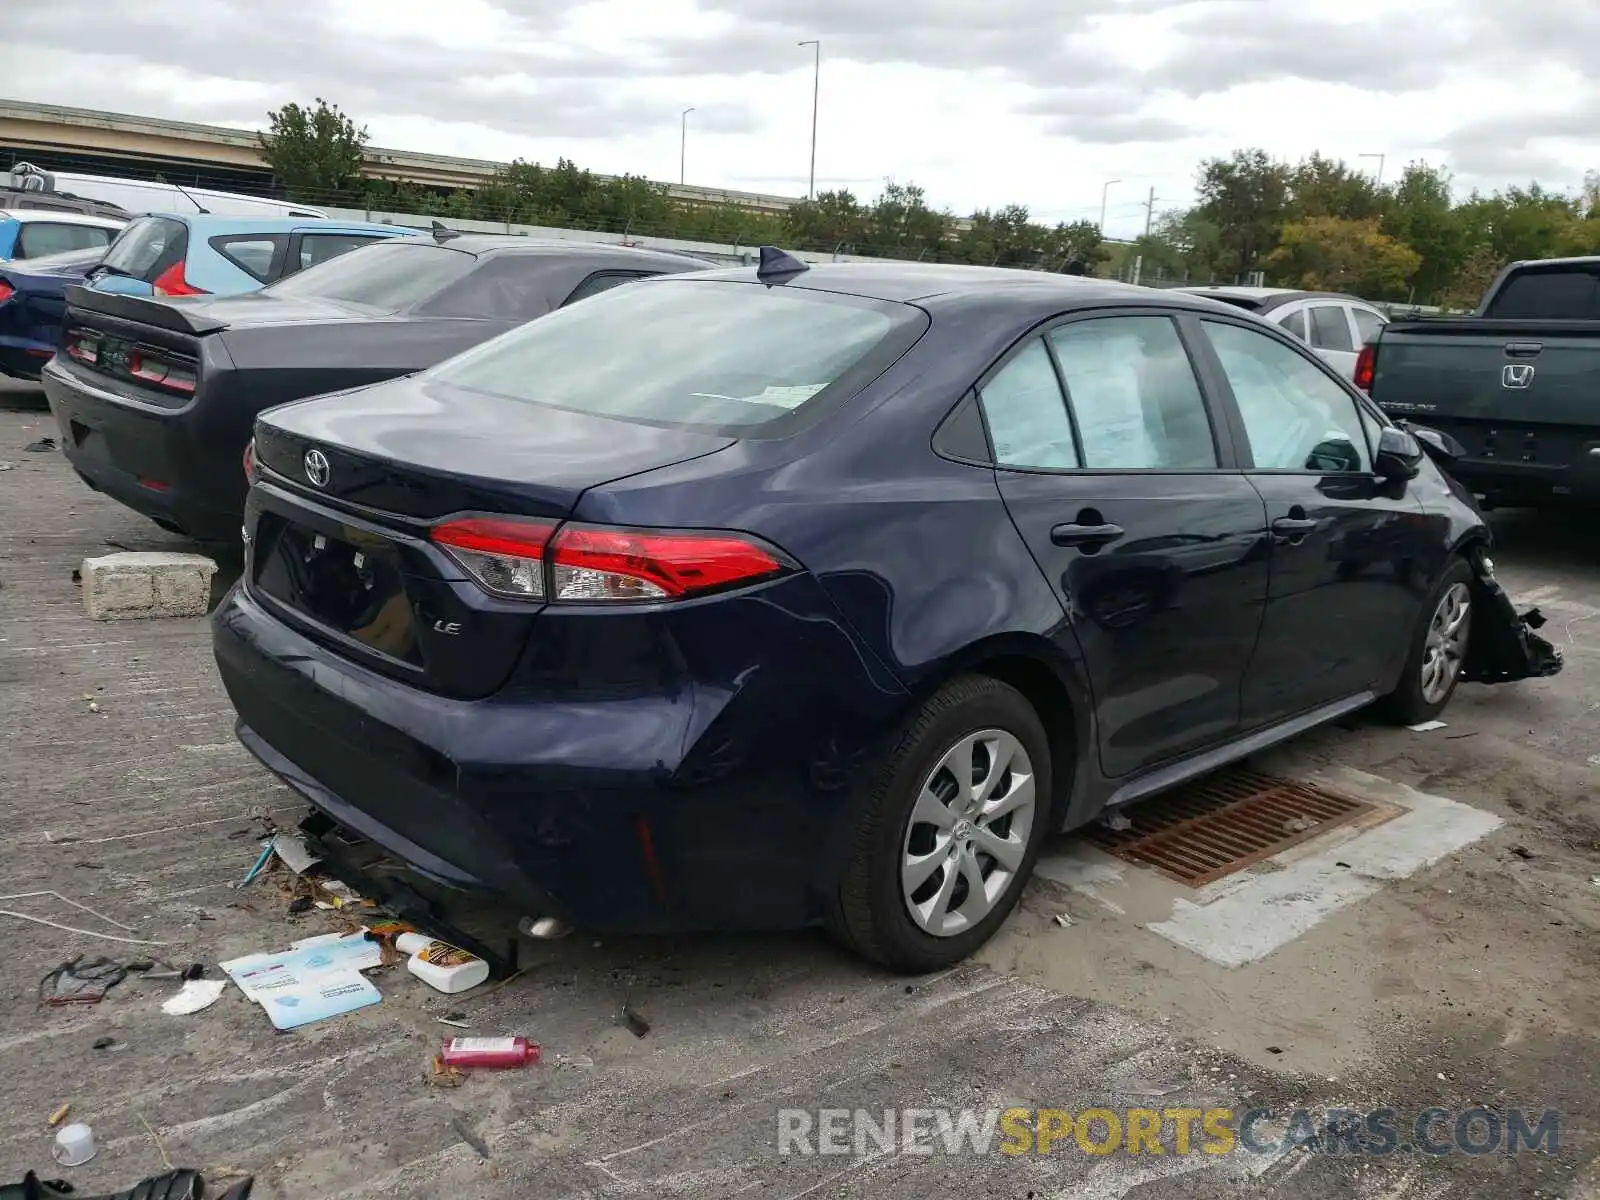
[3,0,1596,239]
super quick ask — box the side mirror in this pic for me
[1374,427,1423,481]
[1406,423,1465,463]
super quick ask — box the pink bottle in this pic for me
[438,1037,541,1069]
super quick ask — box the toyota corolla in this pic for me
[212,252,1557,971]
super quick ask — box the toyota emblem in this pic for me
[303,448,331,488]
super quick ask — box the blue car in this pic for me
[89,213,417,298]
[0,245,104,379]
[0,213,415,379]
[213,255,1550,971]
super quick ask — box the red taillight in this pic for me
[430,518,789,603]
[0,281,13,305]
[151,261,206,297]
[1354,342,1376,392]
[126,349,197,394]
[65,330,99,365]
[432,517,556,600]
[549,523,785,601]
[243,440,257,483]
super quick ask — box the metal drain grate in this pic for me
[1083,769,1385,887]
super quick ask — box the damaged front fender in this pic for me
[1461,545,1563,684]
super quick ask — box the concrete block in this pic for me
[82,552,218,620]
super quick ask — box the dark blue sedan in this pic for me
[0,245,102,379]
[212,253,1551,971]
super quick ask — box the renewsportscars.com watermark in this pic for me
[777,1106,1560,1158]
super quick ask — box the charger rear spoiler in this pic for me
[64,285,229,336]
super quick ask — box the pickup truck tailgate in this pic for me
[1371,320,1600,497]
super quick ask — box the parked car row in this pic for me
[1177,285,1389,381]
[35,238,1562,972]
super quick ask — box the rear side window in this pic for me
[1484,266,1600,318]
[428,279,924,436]
[16,222,115,258]
[979,339,1079,470]
[562,270,653,306]
[1280,309,1307,340]
[1050,317,1217,469]
[266,240,475,312]
[298,232,385,271]
[210,234,285,282]
[418,255,564,320]
[1352,306,1384,344]
[1308,305,1354,352]
[100,216,187,281]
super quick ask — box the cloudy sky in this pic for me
[8,0,1598,238]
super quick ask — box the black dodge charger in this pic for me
[41,232,710,544]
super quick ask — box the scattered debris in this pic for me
[1335,861,1352,869]
[429,1055,466,1088]
[1105,812,1133,833]
[268,832,320,875]
[1510,845,1534,860]
[437,1016,472,1030]
[40,957,128,1006]
[161,979,227,1016]
[1407,719,1448,733]
[0,461,15,472]
[235,843,275,889]
[70,568,80,584]
[621,1002,651,1039]
[92,1037,116,1051]
[136,1110,175,1172]
[47,1104,70,1128]
[1265,1045,1283,1055]
[222,931,384,1030]
[0,890,167,946]
[52,1122,95,1167]
[1590,876,1600,888]
[1052,912,1074,929]
[23,437,57,453]
[397,932,490,993]
[1281,815,1316,835]
[439,1036,540,1068]
[287,897,314,916]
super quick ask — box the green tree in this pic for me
[1265,216,1421,297]
[954,204,1042,266]
[259,98,369,202]
[1438,245,1505,311]
[865,181,950,258]
[783,189,869,250]
[1193,149,1292,281]
[1379,162,1469,304]
[1288,153,1386,221]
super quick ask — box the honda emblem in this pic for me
[1501,364,1535,390]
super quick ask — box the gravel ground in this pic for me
[1,380,1595,1198]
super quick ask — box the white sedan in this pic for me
[1177,287,1388,381]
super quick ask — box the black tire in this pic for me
[1380,555,1475,726]
[829,674,1053,973]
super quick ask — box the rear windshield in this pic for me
[100,216,186,280]
[266,240,474,312]
[1483,264,1600,319]
[426,279,927,436]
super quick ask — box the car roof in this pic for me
[667,260,1219,311]
[429,235,712,269]
[0,208,126,230]
[1176,285,1369,312]
[124,213,415,235]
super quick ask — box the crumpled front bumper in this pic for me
[1461,546,1563,685]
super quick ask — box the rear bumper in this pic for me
[41,357,243,541]
[211,577,909,932]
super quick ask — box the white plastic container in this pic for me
[53,1122,96,1166]
[395,932,490,993]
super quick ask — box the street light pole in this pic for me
[1359,152,1386,185]
[798,40,820,199]
[1099,179,1121,234]
[680,107,694,186]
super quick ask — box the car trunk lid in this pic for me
[247,375,736,697]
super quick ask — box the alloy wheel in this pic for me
[1420,581,1471,704]
[900,729,1037,937]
